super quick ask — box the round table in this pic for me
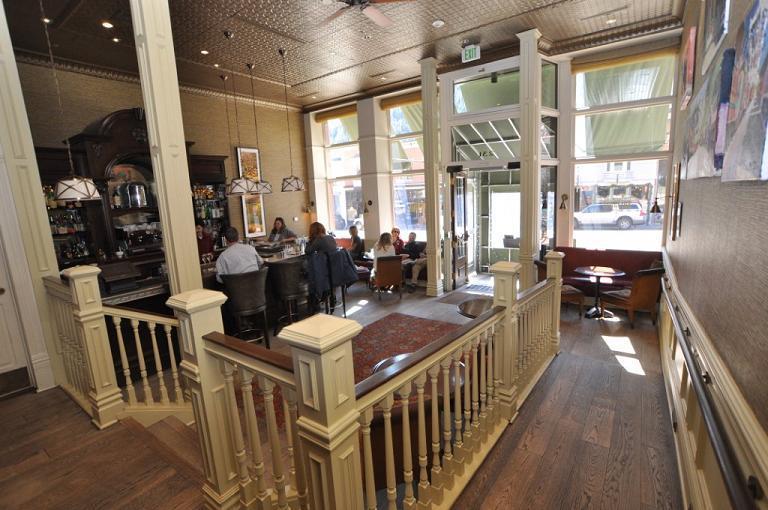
[574,266,625,319]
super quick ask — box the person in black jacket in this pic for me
[347,225,366,261]
[305,222,337,254]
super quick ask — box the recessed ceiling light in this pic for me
[112,37,120,43]
[42,17,51,24]
[606,17,617,25]
[432,19,445,28]
[200,49,209,55]
[101,20,114,29]
[213,63,219,68]
[380,76,388,81]
[311,95,317,99]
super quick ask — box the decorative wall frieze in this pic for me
[13,52,301,113]
[550,16,682,55]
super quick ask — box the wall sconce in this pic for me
[559,193,568,210]
[649,198,661,214]
[364,199,372,214]
[302,200,315,213]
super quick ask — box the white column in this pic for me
[517,29,543,290]
[129,0,201,294]
[357,97,393,244]
[420,57,444,297]
[0,2,60,390]
[555,59,574,248]
[303,113,329,226]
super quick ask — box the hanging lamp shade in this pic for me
[281,175,305,192]
[54,176,101,201]
[228,177,261,196]
[649,199,661,214]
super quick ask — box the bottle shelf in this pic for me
[111,206,159,216]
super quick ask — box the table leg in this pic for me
[585,278,602,319]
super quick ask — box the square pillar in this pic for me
[517,29,543,290]
[304,113,329,226]
[358,97,393,244]
[555,59,574,248]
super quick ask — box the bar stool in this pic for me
[271,257,309,335]
[221,267,270,348]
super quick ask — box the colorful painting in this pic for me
[723,0,768,181]
[237,147,267,237]
[680,26,697,110]
[702,0,731,73]
[685,60,721,178]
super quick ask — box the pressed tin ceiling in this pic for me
[4,0,683,110]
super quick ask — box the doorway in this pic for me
[0,231,32,398]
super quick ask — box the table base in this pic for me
[585,306,614,319]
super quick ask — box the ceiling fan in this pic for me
[320,0,415,28]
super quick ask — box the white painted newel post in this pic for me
[490,261,521,422]
[166,289,239,510]
[545,251,564,353]
[279,314,365,510]
[64,266,124,428]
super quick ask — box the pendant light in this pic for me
[278,48,305,192]
[222,74,259,196]
[246,63,272,194]
[39,0,100,201]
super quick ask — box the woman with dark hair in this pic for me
[268,217,297,243]
[195,219,214,258]
[305,222,337,254]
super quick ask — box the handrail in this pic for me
[103,305,180,327]
[663,286,757,510]
[203,332,296,389]
[517,278,552,303]
[204,332,294,373]
[354,306,505,404]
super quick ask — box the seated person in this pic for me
[391,227,404,255]
[268,217,297,243]
[215,227,263,283]
[402,232,427,291]
[373,232,396,272]
[305,221,337,254]
[347,225,366,261]
[195,220,214,260]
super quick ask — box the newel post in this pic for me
[279,314,365,510]
[490,261,521,422]
[166,290,239,510]
[545,251,565,353]
[63,266,124,429]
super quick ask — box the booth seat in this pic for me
[403,241,428,282]
[541,246,661,296]
[335,237,353,250]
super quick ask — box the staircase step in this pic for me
[121,417,203,484]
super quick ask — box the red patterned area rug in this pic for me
[351,313,461,383]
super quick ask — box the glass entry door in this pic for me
[450,169,469,289]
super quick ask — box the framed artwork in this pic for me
[680,26,697,110]
[723,0,768,181]
[702,0,731,74]
[237,147,267,238]
[669,163,681,241]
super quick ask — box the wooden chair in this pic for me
[371,255,404,300]
[536,260,584,318]
[600,267,665,328]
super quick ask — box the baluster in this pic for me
[517,315,524,376]
[257,376,289,509]
[53,302,73,389]
[281,397,297,490]
[148,321,169,405]
[398,382,415,507]
[462,342,472,439]
[440,356,453,465]
[284,387,308,509]
[492,326,501,420]
[381,394,397,510]
[222,362,254,505]
[239,368,268,502]
[452,350,463,449]
[163,325,184,403]
[360,408,377,510]
[112,316,137,405]
[479,332,487,422]
[428,364,442,484]
[471,336,480,429]
[487,325,495,423]
[130,319,153,405]
[414,373,430,504]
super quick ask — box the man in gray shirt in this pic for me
[215,227,264,283]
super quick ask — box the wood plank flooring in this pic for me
[454,304,683,509]
[0,389,202,509]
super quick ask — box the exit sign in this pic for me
[461,44,481,63]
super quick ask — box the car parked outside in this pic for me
[574,202,646,230]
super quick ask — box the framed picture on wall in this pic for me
[669,163,681,241]
[237,147,267,238]
[680,26,697,110]
[701,0,730,73]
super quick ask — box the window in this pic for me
[571,54,674,251]
[453,69,520,114]
[323,114,362,236]
[388,101,427,240]
[542,61,557,109]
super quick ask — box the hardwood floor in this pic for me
[454,304,683,509]
[0,389,202,510]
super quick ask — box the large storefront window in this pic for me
[324,115,362,236]
[389,102,426,240]
[453,69,520,114]
[573,159,666,251]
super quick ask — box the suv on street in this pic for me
[574,203,646,230]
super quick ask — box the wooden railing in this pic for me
[172,252,565,509]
